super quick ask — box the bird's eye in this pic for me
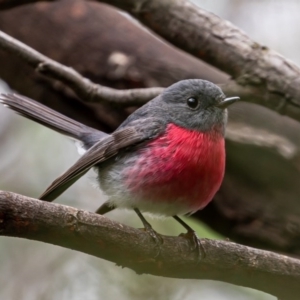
[186,97,199,109]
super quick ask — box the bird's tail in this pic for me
[0,93,104,145]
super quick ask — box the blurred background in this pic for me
[1,0,300,299]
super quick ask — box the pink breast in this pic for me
[124,123,225,213]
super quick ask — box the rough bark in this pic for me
[1,190,300,300]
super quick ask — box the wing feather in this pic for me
[40,127,143,201]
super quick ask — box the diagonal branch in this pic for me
[0,30,164,107]
[0,27,290,123]
[97,0,300,121]
[0,190,300,299]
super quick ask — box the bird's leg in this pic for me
[134,208,163,256]
[173,215,206,262]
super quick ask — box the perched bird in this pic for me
[0,79,239,252]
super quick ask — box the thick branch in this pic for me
[95,0,300,121]
[0,190,300,299]
[0,30,163,106]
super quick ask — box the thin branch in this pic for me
[0,190,300,299]
[0,30,164,106]
[0,28,285,119]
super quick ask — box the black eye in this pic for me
[187,97,199,109]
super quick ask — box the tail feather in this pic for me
[0,93,103,144]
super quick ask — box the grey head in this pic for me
[121,79,239,136]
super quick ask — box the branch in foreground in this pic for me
[0,190,300,299]
[98,0,300,122]
[0,30,164,107]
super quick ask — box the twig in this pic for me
[0,190,300,299]
[0,30,164,106]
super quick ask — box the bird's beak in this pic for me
[216,96,240,109]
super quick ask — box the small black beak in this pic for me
[216,96,240,109]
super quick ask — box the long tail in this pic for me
[0,93,106,146]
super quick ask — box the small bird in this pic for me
[0,79,239,253]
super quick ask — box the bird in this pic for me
[0,79,239,255]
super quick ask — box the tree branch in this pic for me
[0,190,300,299]
[2,0,300,125]
[0,30,164,106]
[0,27,288,123]
[95,0,300,121]
[2,0,300,123]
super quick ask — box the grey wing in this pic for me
[40,119,165,201]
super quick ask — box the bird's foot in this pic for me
[173,215,205,263]
[142,221,164,257]
[180,229,206,263]
[134,208,163,258]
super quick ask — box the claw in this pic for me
[134,208,163,258]
[142,224,164,258]
[180,229,206,262]
[174,215,206,262]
